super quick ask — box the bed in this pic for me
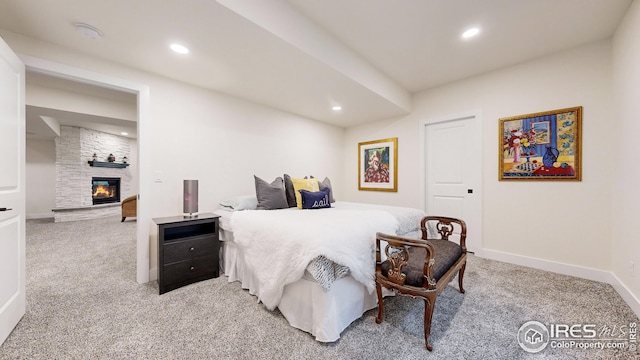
[214,200,426,342]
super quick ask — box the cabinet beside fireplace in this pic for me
[154,213,220,295]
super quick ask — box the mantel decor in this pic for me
[358,137,398,191]
[499,106,582,181]
[88,160,130,169]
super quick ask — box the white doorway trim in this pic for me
[20,55,151,284]
[418,109,483,255]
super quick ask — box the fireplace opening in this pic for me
[92,177,121,205]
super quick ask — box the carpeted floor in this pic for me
[0,216,638,359]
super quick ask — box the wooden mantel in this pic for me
[88,160,130,168]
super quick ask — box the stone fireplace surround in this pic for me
[53,126,132,222]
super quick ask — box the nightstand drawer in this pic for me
[163,236,216,264]
[162,255,217,286]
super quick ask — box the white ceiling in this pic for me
[0,0,633,136]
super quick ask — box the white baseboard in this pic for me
[26,212,54,220]
[609,273,640,319]
[480,249,640,318]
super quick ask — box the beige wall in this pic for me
[612,0,640,309]
[25,138,55,218]
[345,40,613,271]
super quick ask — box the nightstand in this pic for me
[153,213,220,294]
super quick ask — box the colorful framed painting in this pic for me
[499,106,582,181]
[358,137,398,191]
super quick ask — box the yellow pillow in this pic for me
[291,177,320,209]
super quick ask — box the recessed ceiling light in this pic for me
[170,43,189,54]
[74,22,103,40]
[332,106,342,111]
[462,27,480,39]
[121,132,128,136]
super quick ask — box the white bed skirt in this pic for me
[222,240,379,342]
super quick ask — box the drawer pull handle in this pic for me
[189,247,195,252]
[190,266,195,271]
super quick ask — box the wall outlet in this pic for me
[630,261,635,278]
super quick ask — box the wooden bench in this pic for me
[375,216,467,351]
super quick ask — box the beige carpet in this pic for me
[0,216,638,359]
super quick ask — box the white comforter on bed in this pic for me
[230,208,398,310]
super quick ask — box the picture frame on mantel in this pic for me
[499,106,582,181]
[358,137,398,191]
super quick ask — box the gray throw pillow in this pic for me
[283,174,297,208]
[254,175,288,210]
[318,177,336,203]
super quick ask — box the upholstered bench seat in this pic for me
[381,239,463,286]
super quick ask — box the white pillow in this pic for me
[219,195,258,211]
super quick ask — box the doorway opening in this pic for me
[23,56,150,284]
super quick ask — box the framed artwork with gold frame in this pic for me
[358,137,398,191]
[499,106,582,181]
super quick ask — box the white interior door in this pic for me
[422,113,482,253]
[0,37,26,346]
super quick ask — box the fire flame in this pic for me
[93,185,114,198]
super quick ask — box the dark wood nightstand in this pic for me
[153,213,220,294]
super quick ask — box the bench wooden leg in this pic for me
[424,295,436,351]
[458,262,466,294]
[375,282,384,324]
